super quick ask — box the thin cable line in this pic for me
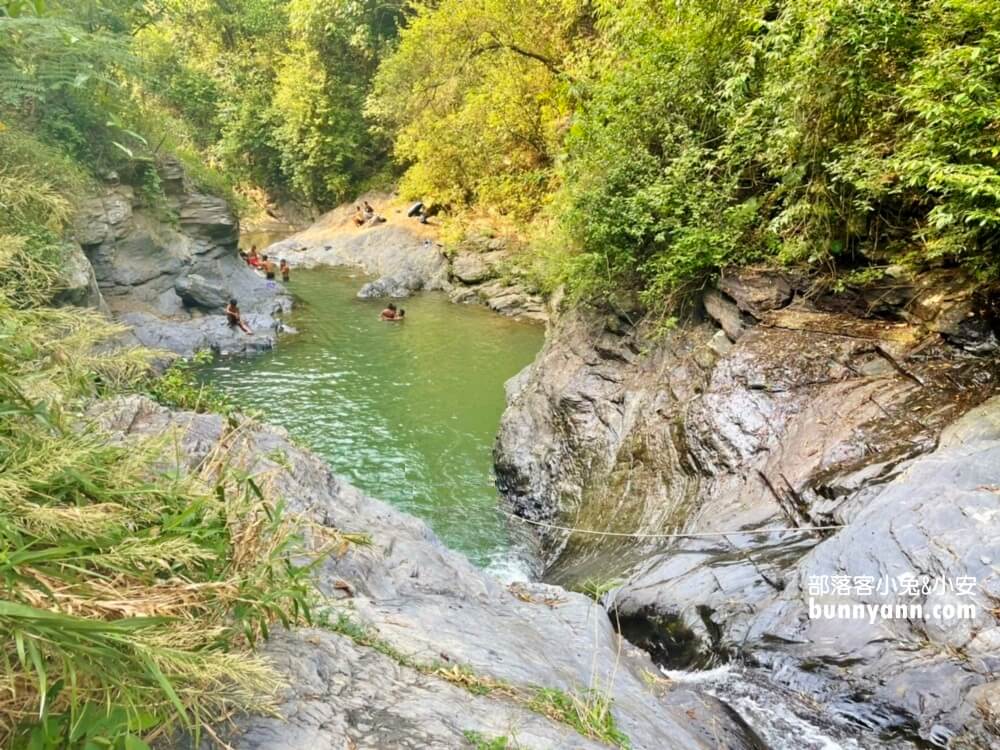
[499,508,843,539]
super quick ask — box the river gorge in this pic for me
[64,175,999,750]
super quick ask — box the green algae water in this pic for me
[199,267,543,575]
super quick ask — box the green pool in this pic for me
[199,267,544,575]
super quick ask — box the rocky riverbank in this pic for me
[494,268,1000,746]
[69,158,291,357]
[267,196,547,321]
[92,396,765,750]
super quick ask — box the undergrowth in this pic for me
[0,327,318,747]
[145,351,235,419]
[0,104,322,749]
[463,730,516,749]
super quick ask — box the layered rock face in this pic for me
[72,159,290,356]
[93,396,764,750]
[495,269,1000,746]
[447,244,546,322]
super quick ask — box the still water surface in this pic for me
[199,267,544,575]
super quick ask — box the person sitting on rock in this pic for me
[353,206,365,227]
[247,246,261,268]
[363,201,375,219]
[226,298,252,334]
[261,254,276,280]
[280,258,290,282]
[380,302,398,320]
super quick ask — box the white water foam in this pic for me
[662,665,866,750]
[485,553,534,584]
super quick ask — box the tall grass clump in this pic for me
[0,234,318,748]
[0,364,315,748]
[0,115,317,750]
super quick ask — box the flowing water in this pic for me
[199,266,544,577]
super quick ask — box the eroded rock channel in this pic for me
[495,268,1000,747]
[73,164,999,747]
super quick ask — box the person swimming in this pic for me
[261,254,276,280]
[380,303,398,320]
[225,298,252,334]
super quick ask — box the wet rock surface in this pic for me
[93,396,763,750]
[73,164,290,356]
[495,268,1000,746]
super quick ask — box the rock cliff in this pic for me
[71,158,290,356]
[494,269,1000,746]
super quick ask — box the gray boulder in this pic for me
[52,242,106,311]
[174,274,229,310]
[703,288,747,341]
[451,251,501,284]
[716,268,793,316]
[356,270,423,299]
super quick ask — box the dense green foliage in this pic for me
[369,0,1000,309]
[137,0,405,208]
[369,0,586,220]
[6,0,996,304]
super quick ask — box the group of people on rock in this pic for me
[240,246,290,282]
[227,245,293,336]
[353,200,385,227]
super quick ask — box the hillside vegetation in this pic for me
[372,0,1000,309]
[0,0,997,746]
[0,0,1000,309]
[5,0,996,310]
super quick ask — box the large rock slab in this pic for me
[93,397,763,750]
[494,272,1000,746]
[270,224,449,294]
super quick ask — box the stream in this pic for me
[200,263,908,750]
[199,266,544,578]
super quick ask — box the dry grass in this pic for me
[0,291,324,747]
